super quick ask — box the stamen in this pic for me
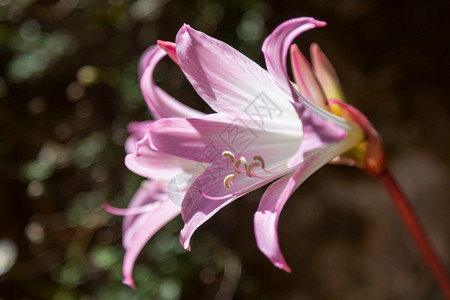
[224,174,236,189]
[220,152,274,185]
[222,151,235,163]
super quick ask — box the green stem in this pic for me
[378,169,450,298]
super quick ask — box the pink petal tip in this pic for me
[314,20,327,27]
[276,263,292,273]
[122,277,136,290]
[103,203,114,213]
[157,40,178,65]
[179,231,191,251]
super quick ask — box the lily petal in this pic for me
[286,109,349,167]
[140,45,204,119]
[109,182,181,289]
[104,202,160,216]
[124,121,153,154]
[261,17,350,166]
[157,40,178,64]
[147,114,302,168]
[122,201,180,289]
[179,160,284,250]
[254,170,299,273]
[290,44,327,109]
[125,135,201,181]
[255,135,363,272]
[310,43,345,102]
[328,99,385,175]
[138,46,154,77]
[175,24,294,115]
[121,181,164,248]
[262,17,326,97]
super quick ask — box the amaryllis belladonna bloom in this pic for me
[107,18,450,296]
[140,17,366,273]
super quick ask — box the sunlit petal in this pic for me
[290,44,327,109]
[175,25,295,115]
[310,43,345,102]
[262,17,326,97]
[140,45,203,119]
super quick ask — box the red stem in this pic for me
[379,169,450,298]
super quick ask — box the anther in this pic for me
[253,155,265,169]
[246,162,261,177]
[224,174,236,189]
[222,151,235,163]
[239,157,248,168]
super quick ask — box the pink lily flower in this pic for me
[141,17,365,272]
[107,18,450,296]
[104,45,205,288]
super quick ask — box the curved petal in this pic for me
[121,181,164,246]
[104,181,181,289]
[261,18,352,166]
[127,120,153,135]
[157,40,178,64]
[290,44,327,109]
[125,134,140,155]
[125,135,201,181]
[254,136,363,272]
[328,99,385,175]
[179,160,287,250]
[138,46,155,77]
[286,107,349,167]
[124,121,153,154]
[121,191,180,288]
[310,43,345,102]
[262,17,326,97]
[140,45,204,119]
[175,24,295,116]
[104,202,160,216]
[147,114,302,168]
[254,170,298,273]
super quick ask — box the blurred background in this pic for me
[0,0,449,299]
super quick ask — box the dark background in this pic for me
[0,0,448,299]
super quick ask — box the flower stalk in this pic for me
[378,169,450,298]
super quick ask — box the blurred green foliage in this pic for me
[0,0,449,299]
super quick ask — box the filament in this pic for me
[229,181,245,189]
[233,160,243,174]
[199,190,236,201]
[103,202,160,216]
